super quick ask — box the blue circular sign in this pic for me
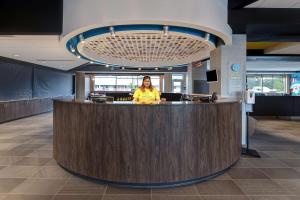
[231,64,241,72]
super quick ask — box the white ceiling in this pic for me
[247,60,300,72]
[247,0,300,8]
[0,35,87,71]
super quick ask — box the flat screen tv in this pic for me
[206,69,218,82]
[290,73,300,96]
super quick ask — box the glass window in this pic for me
[247,75,262,93]
[272,75,286,93]
[172,74,184,93]
[172,74,183,80]
[94,76,116,91]
[94,75,160,92]
[247,74,288,95]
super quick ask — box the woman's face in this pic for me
[143,79,151,88]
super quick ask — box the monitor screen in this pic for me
[206,70,218,82]
[290,73,300,96]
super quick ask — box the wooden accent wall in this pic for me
[54,101,241,185]
[0,98,52,123]
[0,96,73,123]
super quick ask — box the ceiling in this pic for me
[228,0,300,42]
[228,0,300,72]
[247,42,282,50]
[78,31,213,67]
[246,0,300,8]
[0,35,86,70]
[247,42,300,54]
[0,0,299,72]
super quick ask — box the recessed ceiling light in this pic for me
[155,67,159,71]
[163,26,169,36]
[204,33,210,41]
[70,45,76,52]
[90,61,94,64]
[79,34,85,44]
[109,26,116,37]
[138,67,142,71]
[121,67,125,70]
[105,64,109,68]
[76,55,81,59]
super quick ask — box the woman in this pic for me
[133,76,160,104]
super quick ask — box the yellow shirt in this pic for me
[133,87,160,104]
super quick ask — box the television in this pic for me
[206,69,218,82]
[290,73,300,96]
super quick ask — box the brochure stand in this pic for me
[242,91,261,158]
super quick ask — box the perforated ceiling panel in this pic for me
[67,25,221,68]
[78,32,213,67]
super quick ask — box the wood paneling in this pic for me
[0,98,52,123]
[53,101,241,186]
[0,96,73,123]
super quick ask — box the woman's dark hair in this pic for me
[140,76,153,92]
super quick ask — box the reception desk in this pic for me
[53,100,241,188]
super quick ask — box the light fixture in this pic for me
[138,67,142,71]
[90,61,94,64]
[109,26,116,37]
[121,67,125,70]
[76,55,81,59]
[155,67,159,71]
[70,45,76,53]
[168,67,173,70]
[163,25,169,36]
[66,24,223,68]
[105,64,110,68]
[14,54,20,57]
[204,33,210,41]
[79,34,85,44]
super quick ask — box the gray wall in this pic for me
[0,57,73,101]
[0,57,73,122]
[192,62,209,94]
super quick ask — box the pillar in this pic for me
[210,34,247,145]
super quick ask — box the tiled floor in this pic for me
[0,113,300,200]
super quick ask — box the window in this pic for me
[94,76,116,91]
[94,75,161,92]
[172,74,184,93]
[247,74,288,95]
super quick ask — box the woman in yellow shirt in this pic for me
[133,76,160,104]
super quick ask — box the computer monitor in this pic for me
[206,69,218,82]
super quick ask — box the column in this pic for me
[210,34,247,145]
[75,72,87,101]
[163,74,172,93]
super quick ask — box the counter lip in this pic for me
[53,99,241,106]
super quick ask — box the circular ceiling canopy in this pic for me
[66,25,222,68]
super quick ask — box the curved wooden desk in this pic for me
[53,100,241,188]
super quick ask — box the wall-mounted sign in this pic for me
[231,64,241,72]
[228,63,243,95]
